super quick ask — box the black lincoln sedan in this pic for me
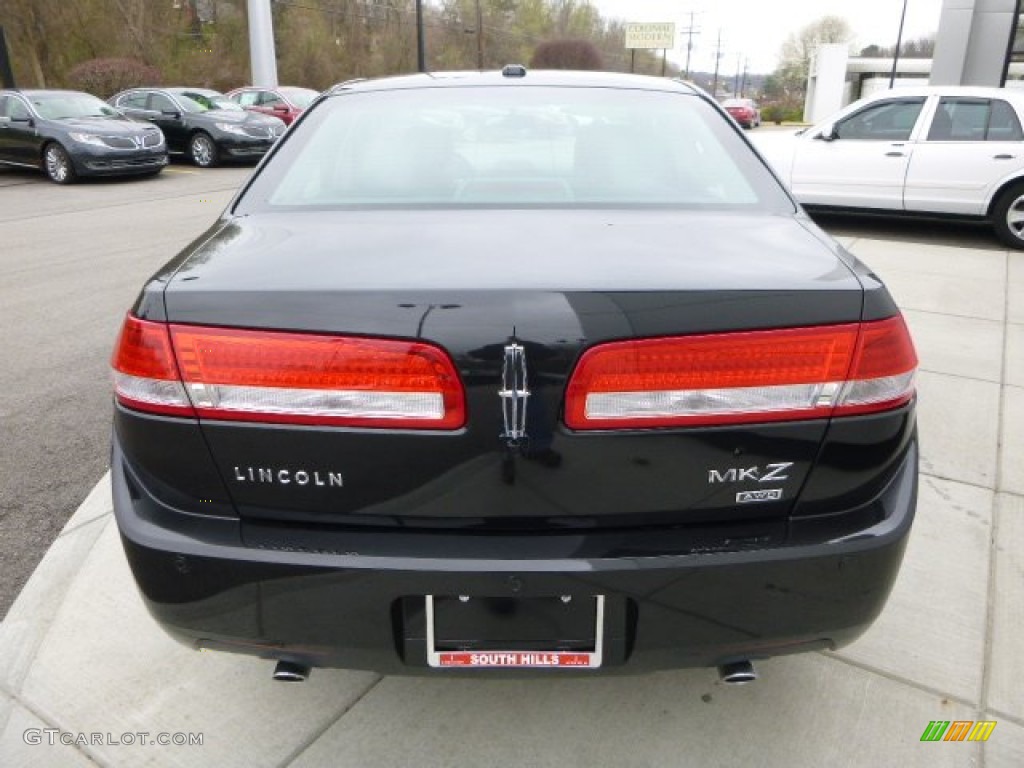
[109,87,285,167]
[110,68,918,681]
[0,89,167,183]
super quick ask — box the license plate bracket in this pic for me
[425,595,604,669]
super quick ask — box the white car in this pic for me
[758,86,1024,248]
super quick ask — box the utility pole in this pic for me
[711,29,724,97]
[681,11,701,79]
[740,59,749,97]
[416,0,426,72]
[734,53,741,95]
[474,0,484,69]
[247,0,278,88]
[889,0,909,88]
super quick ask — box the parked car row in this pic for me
[0,84,317,184]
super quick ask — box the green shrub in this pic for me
[762,102,805,124]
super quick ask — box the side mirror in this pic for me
[161,110,182,119]
[815,123,838,141]
[273,104,289,113]
[0,116,10,126]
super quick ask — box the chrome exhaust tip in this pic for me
[717,660,757,685]
[273,660,310,682]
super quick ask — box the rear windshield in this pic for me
[236,85,792,212]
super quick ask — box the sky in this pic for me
[587,0,945,74]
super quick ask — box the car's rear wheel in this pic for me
[992,182,1024,249]
[43,143,76,185]
[189,132,218,168]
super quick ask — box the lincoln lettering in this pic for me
[233,466,343,487]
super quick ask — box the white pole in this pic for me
[247,0,279,88]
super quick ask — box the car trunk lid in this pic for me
[157,209,867,530]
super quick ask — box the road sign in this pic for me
[624,22,676,50]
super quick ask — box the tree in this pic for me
[0,0,699,92]
[860,35,935,60]
[775,15,853,97]
[530,38,603,69]
[67,58,162,98]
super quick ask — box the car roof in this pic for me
[3,89,92,98]
[165,87,223,94]
[859,85,1024,101]
[228,85,315,94]
[326,69,701,97]
[112,87,167,95]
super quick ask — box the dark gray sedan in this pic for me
[0,89,167,183]
[109,87,285,167]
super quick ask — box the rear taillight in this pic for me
[112,316,465,429]
[111,316,194,417]
[564,317,916,430]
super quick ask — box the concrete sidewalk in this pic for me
[1,234,1022,767]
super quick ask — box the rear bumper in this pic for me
[112,435,916,675]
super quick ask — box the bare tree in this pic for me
[776,15,852,96]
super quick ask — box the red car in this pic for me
[226,86,319,125]
[721,98,761,129]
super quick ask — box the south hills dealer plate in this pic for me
[425,595,605,669]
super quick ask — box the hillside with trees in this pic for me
[0,0,684,94]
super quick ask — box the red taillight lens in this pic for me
[837,315,919,416]
[111,316,465,429]
[564,317,916,430]
[111,316,195,417]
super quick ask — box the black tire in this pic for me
[992,182,1024,249]
[43,143,76,185]
[189,132,219,168]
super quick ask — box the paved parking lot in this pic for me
[0,164,1022,767]
[0,164,252,617]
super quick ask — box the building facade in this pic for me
[804,0,1024,121]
